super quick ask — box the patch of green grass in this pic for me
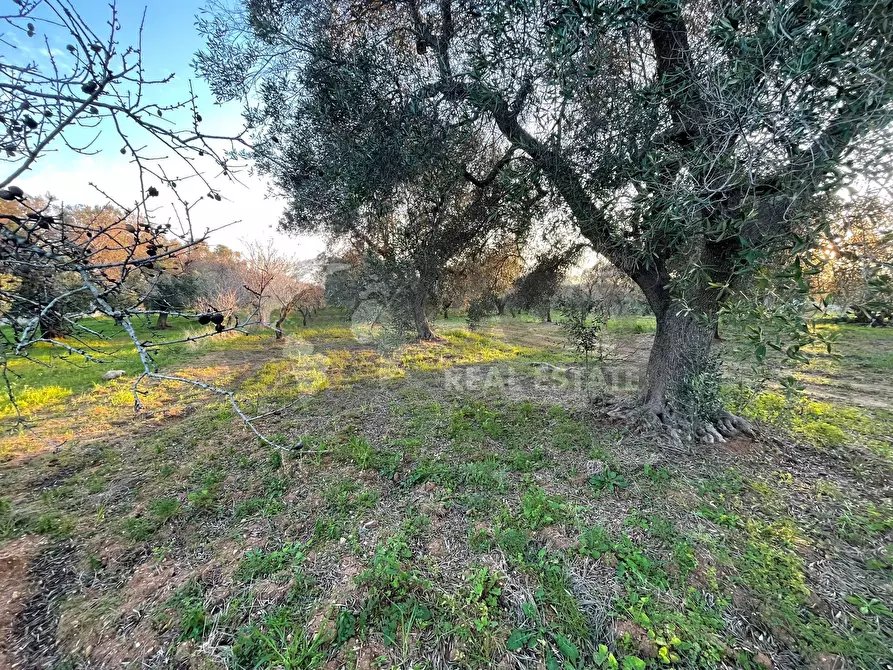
[121,516,157,542]
[323,479,379,515]
[520,485,570,530]
[235,542,306,582]
[0,316,213,422]
[728,389,883,450]
[332,434,402,476]
[0,499,16,538]
[606,316,656,335]
[31,511,75,538]
[836,501,893,543]
[234,496,284,519]
[450,401,504,443]
[149,497,181,524]
[231,607,328,669]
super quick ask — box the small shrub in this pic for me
[556,288,607,366]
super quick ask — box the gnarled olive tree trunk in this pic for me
[640,302,715,419]
[412,287,437,341]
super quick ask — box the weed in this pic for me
[0,499,15,538]
[844,594,893,618]
[179,597,209,642]
[463,567,503,631]
[33,512,74,538]
[359,535,429,600]
[590,468,628,493]
[697,504,741,529]
[234,496,284,519]
[642,464,671,485]
[149,497,181,524]
[521,486,569,530]
[121,516,156,542]
[236,542,306,582]
[232,607,327,669]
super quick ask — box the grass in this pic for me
[0,310,891,669]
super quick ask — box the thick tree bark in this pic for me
[412,289,437,340]
[631,261,723,423]
[155,312,170,330]
[495,298,505,316]
[641,303,715,418]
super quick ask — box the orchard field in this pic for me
[0,312,890,670]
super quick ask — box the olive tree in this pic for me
[198,0,893,442]
[197,3,545,342]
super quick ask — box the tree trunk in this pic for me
[156,312,170,330]
[442,305,449,319]
[274,305,292,339]
[545,305,551,323]
[627,261,719,422]
[640,301,716,420]
[412,290,437,341]
[495,299,505,316]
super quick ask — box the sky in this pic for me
[5,0,324,259]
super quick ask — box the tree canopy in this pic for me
[198,0,893,440]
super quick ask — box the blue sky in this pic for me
[9,0,323,258]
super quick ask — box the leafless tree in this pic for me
[241,239,321,337]
[0,1,302,450]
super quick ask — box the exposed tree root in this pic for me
[605,402,755,448]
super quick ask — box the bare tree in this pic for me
[241,239,321,338]
[190,244,247,325]
[0,1,303,450]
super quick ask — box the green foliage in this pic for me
[642,464,671,486]
[555,288,607,365]
[844,594,893,618]
[462,567,503,632]
[149,497,181,524]
[234,496,284,519]
[521,486,569,530]
[178,597,209,642]
[0,499,15,538]
[450,402,504,442]
[232,607,327,669]
[235,542,306,582]
[590,468,628,494]
[677,353,724,422]
[121,516,156,542]
[727,389,874,448]
[358,535,429,601]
